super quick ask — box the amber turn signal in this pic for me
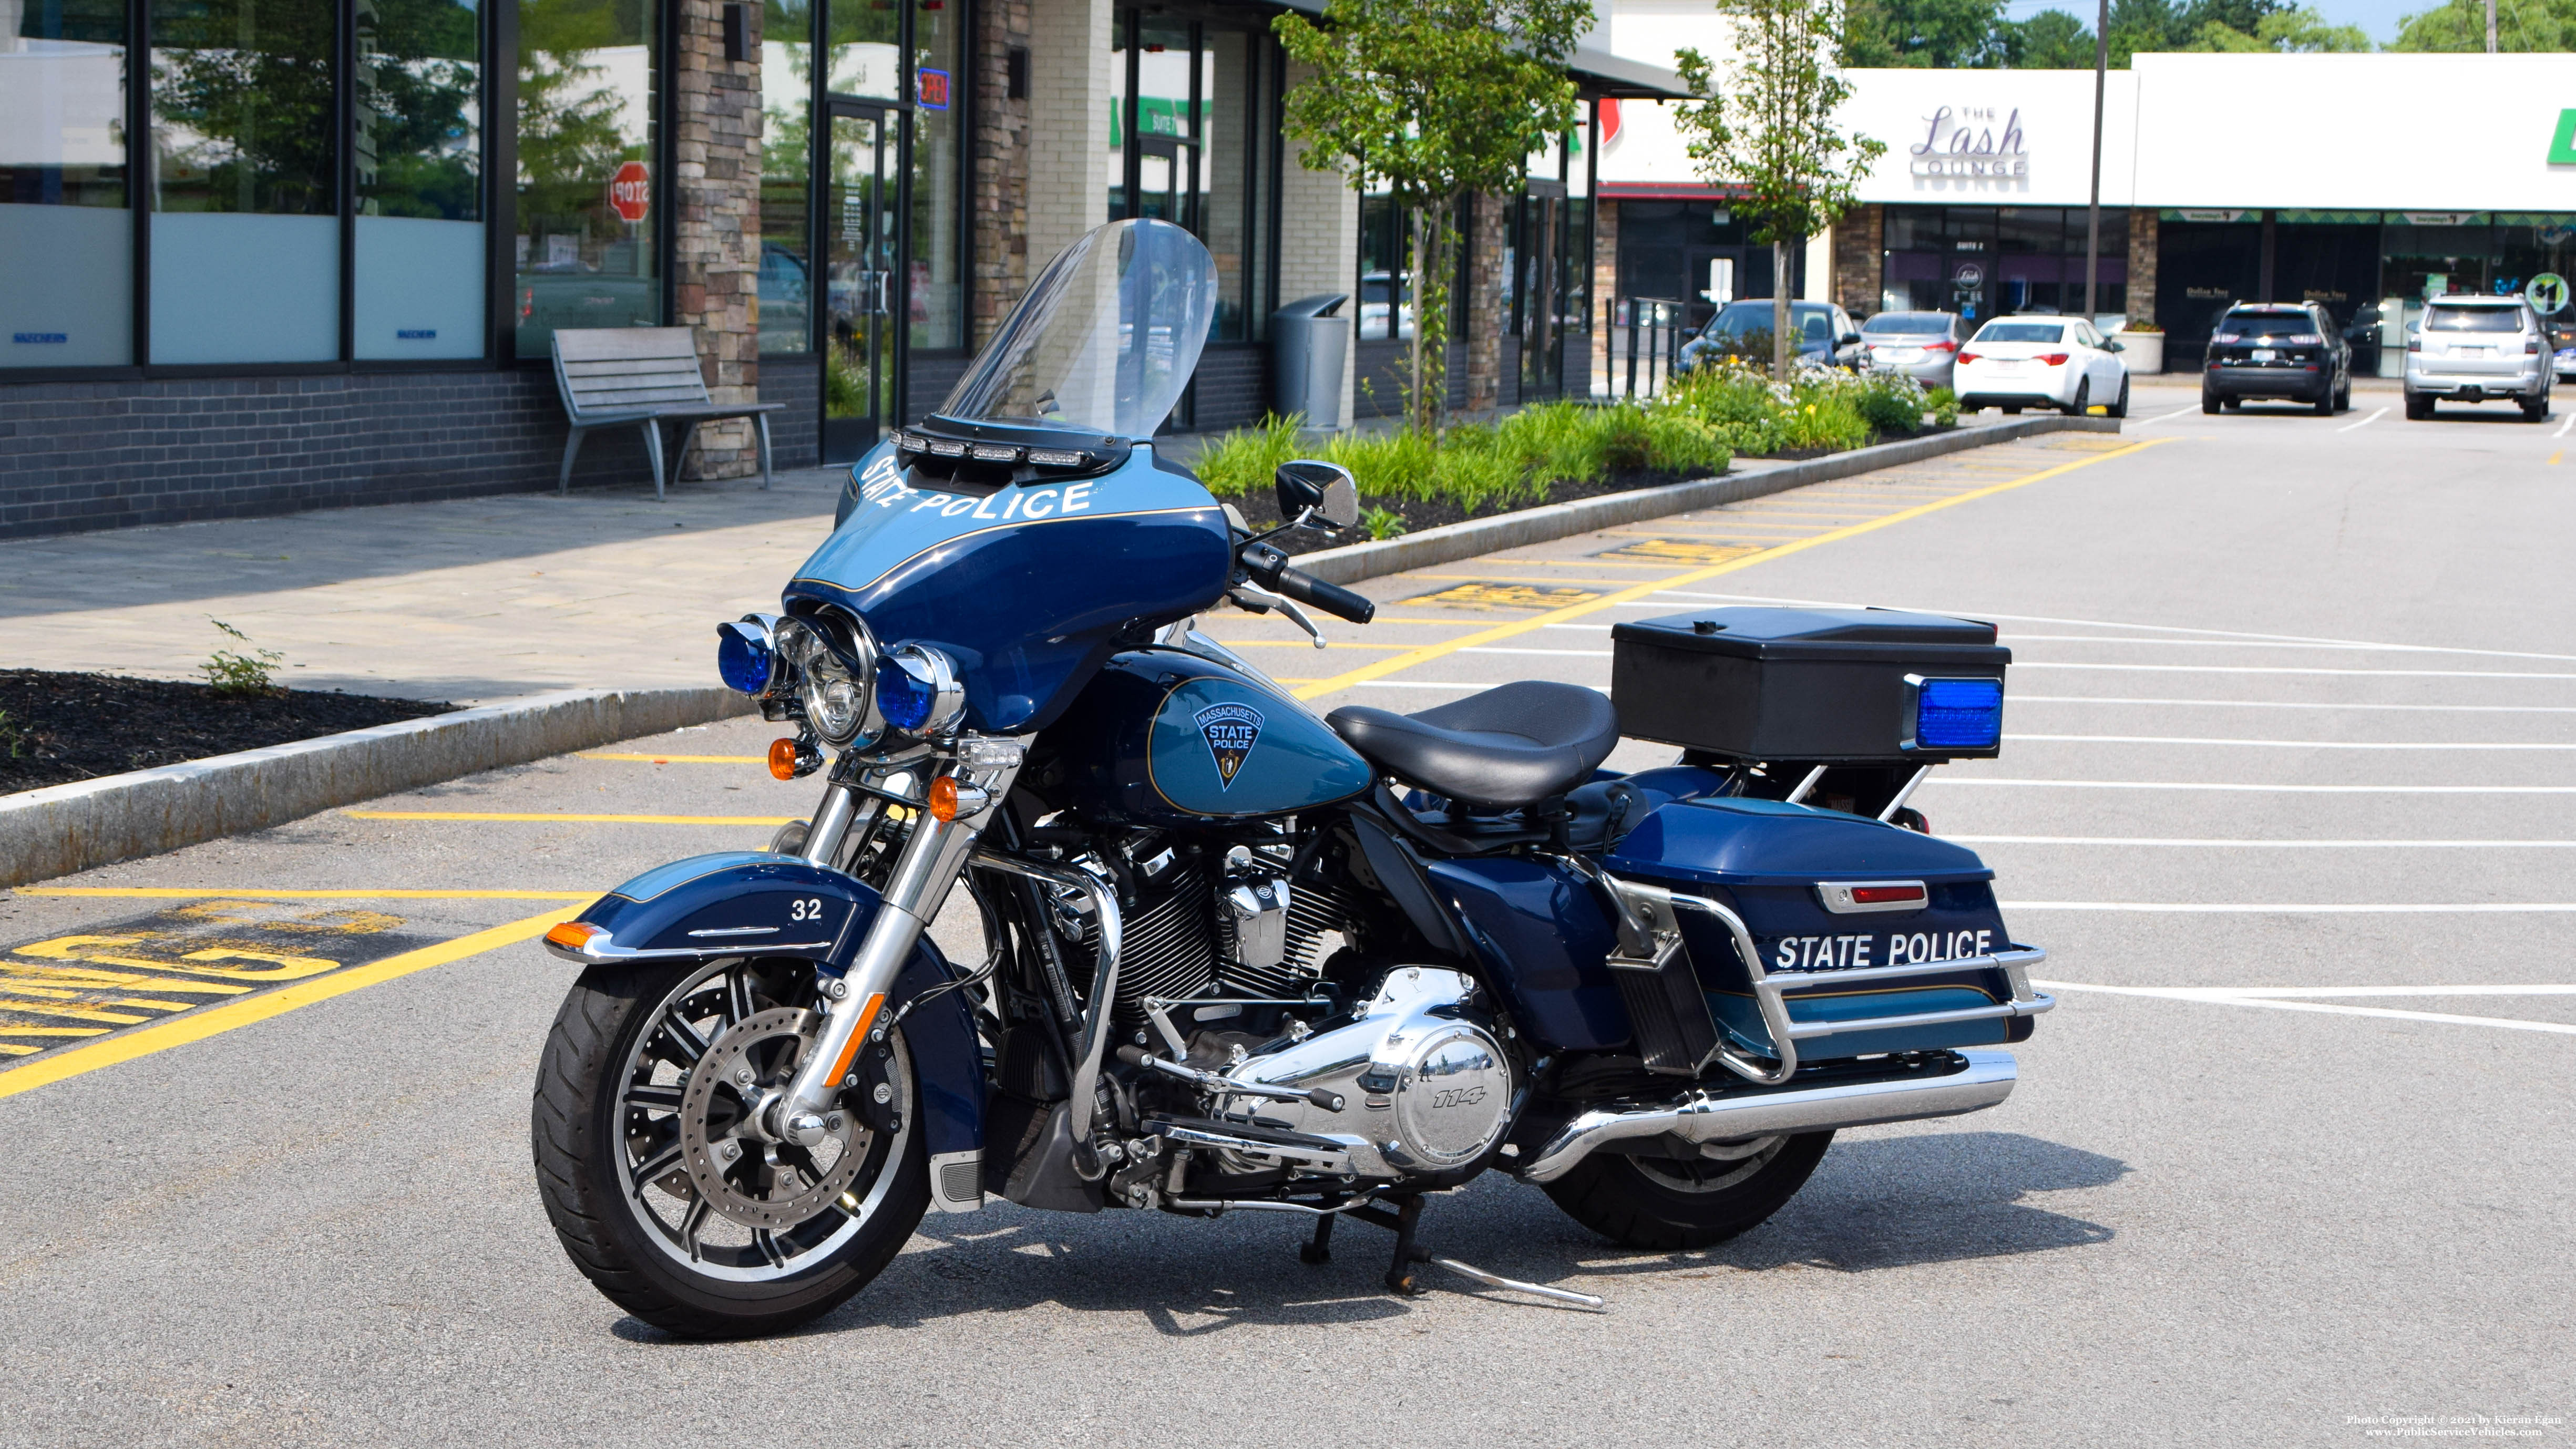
[768,737,799,780]
[546,920,603,950]
[926,775,960,822]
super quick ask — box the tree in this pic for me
[1275,0,1592,434]
[1841,0,2015,67]
[2006,9,2102,64]
[1673,0,1885,376]
[2185,6,2374,48]
[2392,0,2570,48]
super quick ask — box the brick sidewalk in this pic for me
[0,468,847,704]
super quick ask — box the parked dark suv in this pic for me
[2201,302,2352,415]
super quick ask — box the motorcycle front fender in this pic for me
[546,850,986,1191]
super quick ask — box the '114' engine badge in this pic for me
[1194,702,1264,788]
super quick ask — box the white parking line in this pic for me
[1932,779,2576,793]
[2035,980,2576,1035]
[1653,592,2576,665]
[2014,662,2576,680]
[2012,695,2576,714]
[2000,635,2492,652]
[2128,404,2202,427]
[1458,646,1613,657]
[2557,412,2575,438]
[2003,733,2576,750]
[2006,901,2576,911]
[1953,837,2576,848]
[1352,680,1607,692]
[2336,406,2388,432]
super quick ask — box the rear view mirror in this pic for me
[1276,459,1360,532]
[2108,338,2126,352]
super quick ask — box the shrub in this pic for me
[1193,412,1304,498]
[1925,386,1961,428]
[1359,505,1408,539]
[1777,394,1871,452]
[1846,369,1932,438]
[202,619,282,697]
[1643,412,1733,475]
[1493,400,1609,486]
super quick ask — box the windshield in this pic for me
[1975,322,2066,344]
[2220,311,2315,338]
[1708,301,1832,343]
[939,219,1218,439]
[2424,305,2523,333]
[1863,312,1950,335]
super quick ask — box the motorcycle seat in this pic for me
[1326,682,1621,810]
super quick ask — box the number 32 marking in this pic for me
[788,897,826,922]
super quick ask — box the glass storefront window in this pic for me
[758,0,812,354]
[514,0,660,357]
[2,0,132,366]
[909,0,960,350]
[354,0,485,359]
[1879,204,2123,324]
[825,0,895,99]
[150,0,342,363]
[1201,27,1257,341]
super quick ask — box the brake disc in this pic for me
[677,1006,871,1231]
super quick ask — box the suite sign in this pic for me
[1908,106,2030,187]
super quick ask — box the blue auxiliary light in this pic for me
[715,622,773,696]
[876,655,934,731]
[1915,676,2004,751]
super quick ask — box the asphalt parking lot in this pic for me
[4,378,2571,1447]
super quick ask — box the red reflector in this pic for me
[1926,340,1957,352]
[1849,885,1927,906]
[2037,353,2069,366]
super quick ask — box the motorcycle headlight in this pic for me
[777,613,881,748]
[874,643,966,738]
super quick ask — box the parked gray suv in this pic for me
[2405,296,2553,420]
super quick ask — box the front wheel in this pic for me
[2062,377,2090,417]
[531,957,929,1338]
[2106,374,2131,419]
[1541,1131,1833,1251]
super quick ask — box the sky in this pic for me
[1995,0,2425,45]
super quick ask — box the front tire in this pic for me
[532,958,929,1339]
[1542,1131,1833,1251]
[2062,377,2090,417]
[2106,374,2131,419]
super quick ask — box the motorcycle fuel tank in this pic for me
[1038,648,1373,825]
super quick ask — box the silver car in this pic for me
[1859,310,1967,389]
[2404,296,2553,421]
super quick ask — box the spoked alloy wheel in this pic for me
[532,957,928,1338]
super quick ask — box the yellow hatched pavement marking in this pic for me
[0,909,570,1100]
[1599,540,1768,564]
[1403,581,1606,610]
[1290,437,2170,702]
[344,811,796,825]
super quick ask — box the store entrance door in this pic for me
[824,102,903,464]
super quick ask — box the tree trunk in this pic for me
[1773,237,1793,378]
[1409,204,1430,435]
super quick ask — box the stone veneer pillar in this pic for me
[1025,0,1112,283]
[2127,211,2159,327]
[972,0,1034,348]
[1464,192,1507,413]
[671,0,762,478]
[1588,199,1619,398]
[1835,203,1883,316]
[1275,59,1360,429]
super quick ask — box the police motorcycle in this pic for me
[531,219,2054,1338]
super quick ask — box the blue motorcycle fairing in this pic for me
[789,445,1232,735]
[1036,648,1373,825]
[566,850,984,1162]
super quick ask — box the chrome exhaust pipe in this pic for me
[1516,1050,2019,1184]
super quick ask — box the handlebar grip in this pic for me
[1271,567,1377,624]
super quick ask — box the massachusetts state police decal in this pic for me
[1194,702,1264,788]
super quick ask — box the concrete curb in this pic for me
[1,686,753,888]
[1293,414,2123,585]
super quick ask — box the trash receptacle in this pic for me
[1271,293,1350,430]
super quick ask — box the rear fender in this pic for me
[547,850,985,1167]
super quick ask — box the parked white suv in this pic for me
[2405,296,2552,421]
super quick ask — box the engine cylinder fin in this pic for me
[1110,855,1217,1021]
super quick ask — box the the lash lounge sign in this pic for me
[1908,106,2029,190]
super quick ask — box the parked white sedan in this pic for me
[1955,317,2130,418]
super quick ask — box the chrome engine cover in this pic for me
[1223,967,1514,1179]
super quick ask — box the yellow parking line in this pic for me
[15,887,598,900]
[1290,437,2170,702]
[580,753,769,763]
[345,811,795,825]
[2550,451,2562,466]
[1214,640,1413,650]
[1466,557,1683,570]
[0,908,569,1101]
[1407,573,1665,587]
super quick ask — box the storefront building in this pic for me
[1,0,1667,536]
[1589,53,2576,379]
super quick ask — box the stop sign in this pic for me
[608,162,651,224]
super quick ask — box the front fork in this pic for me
[770,737,1023,1139]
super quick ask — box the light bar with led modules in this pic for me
[969,444,1022,463]
[927,439,967,456]
[1026,448,1088,467]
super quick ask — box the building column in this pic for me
[1025,0,1112,282]
[972,0,1035,348]
[1801,228,1832,302]
[1589,199,1619,398]
[1834,203,1882,316]
[1464,191,1507,413]
[672,0,762,478]
[2128,211,2159,327]
[1276,58,1360,429]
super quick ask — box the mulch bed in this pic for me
[0,671,455,795]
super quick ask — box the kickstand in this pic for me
[1343,1195,1607,1309]
[1299,1207,1336,1265]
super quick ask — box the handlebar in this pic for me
[1238,542,1377,624]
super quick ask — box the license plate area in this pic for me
[2252,347,2276,362]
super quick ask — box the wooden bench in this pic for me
[550,327,783,500]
